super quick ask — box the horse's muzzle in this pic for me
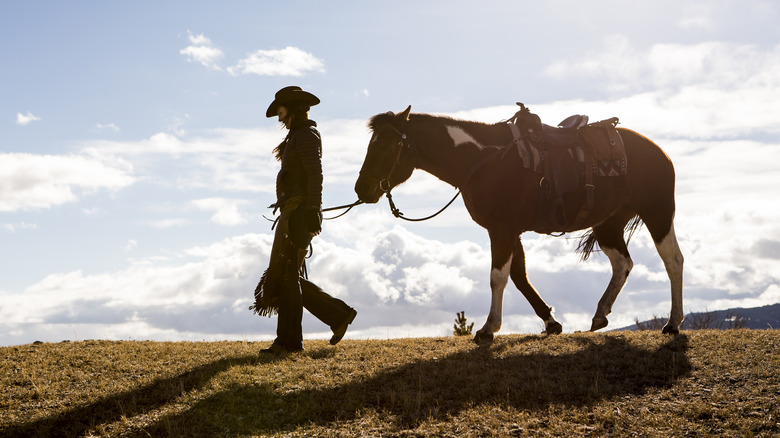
[354,175,383,204]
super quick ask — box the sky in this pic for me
[1,1,779,346]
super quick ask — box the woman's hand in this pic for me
[304,208,322,236]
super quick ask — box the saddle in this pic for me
[505,103,627,232]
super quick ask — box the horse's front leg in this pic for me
[474,231,514,346]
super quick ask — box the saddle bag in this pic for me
[577,117,626,174]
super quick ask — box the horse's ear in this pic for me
[398,105,411,121]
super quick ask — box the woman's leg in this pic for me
[265,200,306,352]
[274,250,304,350]
[296,250,356,344]
[301,278,354,327]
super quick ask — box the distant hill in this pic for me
[616,303,780,331]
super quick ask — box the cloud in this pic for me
[452,91,780,141]
[180,31,224,71]
[146,218,190,229]
[0,152,135,212]
[0,221,491,345]
[2,222,37,233]
[227,46,325,77]
[755,239,780,260]
[79,120,371,196]
[0,233,274,345]
[191,197,251,226]
[178,30,323,78]
[16,111,41,126]
[544,39,780,96]
[96,123,120,132]
[677,4,716,30]
[80,130,276,193]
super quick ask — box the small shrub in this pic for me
[453,311,474,336]
[635,314,665,331]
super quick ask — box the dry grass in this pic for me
[1,330,778,437]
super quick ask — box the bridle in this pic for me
[359,127,414,195]
[361,126,461,222]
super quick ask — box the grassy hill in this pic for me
[1,330,778,437]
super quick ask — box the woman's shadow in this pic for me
[1,353,284,438]
[134,334,691,436]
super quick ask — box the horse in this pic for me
[354,105,684,345]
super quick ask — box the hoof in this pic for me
[473,331,493,346]
[543,321,563,335]
[662,324,680,335]
[590,317,608,332]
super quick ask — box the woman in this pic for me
[251,86,357,354]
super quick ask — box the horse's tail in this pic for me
[576,215,643,261]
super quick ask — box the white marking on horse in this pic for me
[368,131,379,146]
[483,255,512,333]
[655,224,684,327]
[446,126,485,149]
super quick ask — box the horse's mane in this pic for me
[367,112,395,131]
[368,111,494,132]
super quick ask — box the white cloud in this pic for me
[402,262,474,305]
[2,222,37,232]
[178,31,323,78]
[147,218,190,229]
[227,46,325,77]
[79,121,370,195]
[0,222,491,345]
[96,122,120,132]
[451,87,780,141]
[544,39,780,96]
[16,111,41,126]
[0,233,273,345]
[180,31,224,71]
[0,153,135,212]
[677,4,716,30]
[191,197,251,226]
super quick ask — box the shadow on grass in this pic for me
[138,334,691,436]
[0,353,282,438]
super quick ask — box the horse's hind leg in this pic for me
[473,230,514,346]
[649,221,684,334]
[509,236,562,334]
[590,217,634,331]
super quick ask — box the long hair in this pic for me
[273,102,311,161]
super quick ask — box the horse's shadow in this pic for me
[135,334,691,436]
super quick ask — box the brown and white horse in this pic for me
[354,106,684,344]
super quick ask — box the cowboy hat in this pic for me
[266,86,320,118]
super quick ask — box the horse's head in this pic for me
[354,105,415,203]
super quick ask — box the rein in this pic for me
[263,199,364,225]
[385,188,461,222]
[322,199,364,220]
